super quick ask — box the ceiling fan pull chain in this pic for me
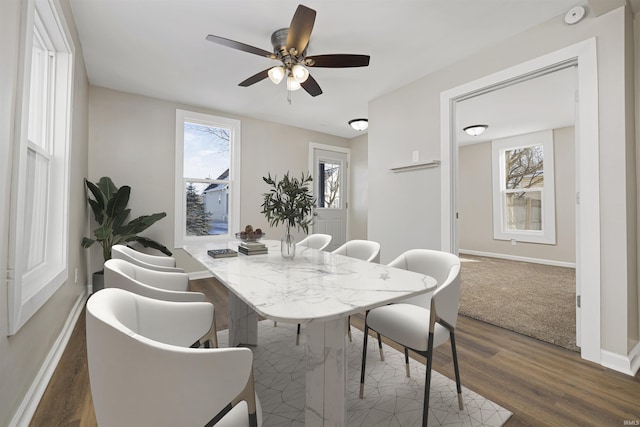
[287,90,292,105]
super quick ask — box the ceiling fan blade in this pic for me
[301,74,322,97]
[306,54,370,68]
[206,34,274,58]
[239,69,270,87]
[286,5,316,55]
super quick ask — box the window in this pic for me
[492,130,556,244]
[175,110,240,247]
[8,0,74,334]
[317,160,342,208]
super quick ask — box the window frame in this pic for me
[8,0,74,335]
[491,130,556,244]
[174,109,241,248]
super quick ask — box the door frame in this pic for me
[439,38,601,363]
[308,142,351,242]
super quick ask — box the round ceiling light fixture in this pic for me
[463,124,488,136]
[349,118,368,131]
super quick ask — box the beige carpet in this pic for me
[459,255,578,352]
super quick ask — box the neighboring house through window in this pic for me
[175,110,240,247]
[491,130,556,244]
[8,0,74,334]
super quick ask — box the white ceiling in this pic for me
[70,0,583,139]
[456,65,576,146]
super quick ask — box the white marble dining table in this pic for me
[184,239,437,427]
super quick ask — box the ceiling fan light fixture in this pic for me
[463,124,488,136]
[349,118,368,131]
[291,64,309,83]
[268,66,285,84]
[287,75,301,91]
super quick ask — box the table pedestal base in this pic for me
[228,293,258,347]
[304,318,348,427]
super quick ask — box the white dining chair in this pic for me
[272,233,334,330]
[332,239,381,263]
[296,233,332,251]
[86,288,262,427]
[112,244,183,272]
[328,239,382,342]
[359,249,463,427]
[296,239,382,345]
[104,258,216,347]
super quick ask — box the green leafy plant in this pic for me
[81,177,171,263]
[261,172,316,234]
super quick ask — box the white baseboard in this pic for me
[8,290,88,427]
[459,249,576,268]
[601,341,640,376]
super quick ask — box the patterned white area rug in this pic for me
[217,321,512,427]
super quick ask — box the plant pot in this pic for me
[92,271,105,294]
[281,229,296,259]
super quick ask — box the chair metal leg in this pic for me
[422,332,435,427]
[348,316,353,342]
[377,332,384,361]
[359,322,370,399]
[404,347,411,377]
[450,331,464,410]
[296,324,301,346]
[211,313,219,348]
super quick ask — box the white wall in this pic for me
[459,127,576,264]
[0,0,89,425]
[369,6,637,359]
[87,87,350,274]
[635,4,640,352]
[348,133,368,241]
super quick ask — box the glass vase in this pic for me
[281,227,296,259]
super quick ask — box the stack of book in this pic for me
[238,241,268,255]
[207,248,238,259]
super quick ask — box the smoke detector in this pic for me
[564,6,586,25]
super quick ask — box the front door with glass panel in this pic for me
[311,145,349,252]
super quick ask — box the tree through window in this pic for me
[175,110,240,246]
[504,145,544,230]
[492,130,556,244]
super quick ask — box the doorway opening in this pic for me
[440,38,601,363]
[455,67,578,352]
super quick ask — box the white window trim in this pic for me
[8,0,74,335]
[174,109,241,248]
[491,130,555,244]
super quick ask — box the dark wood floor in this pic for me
[31,278,640,426]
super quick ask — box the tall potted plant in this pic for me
[82,177,171,290]
[261,172,315,259]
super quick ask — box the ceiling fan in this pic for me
[205,4,370,98]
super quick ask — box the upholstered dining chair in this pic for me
[104,258,216,347]
[273,233,333,330]
[359,249,463,427]
[86,288,261,427]
[112,244,183,273]
[296,233,332,251]
[332,239,381,263]
[294,239,382,345]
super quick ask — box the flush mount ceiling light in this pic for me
[349,118,368,131]
[463,124,488,136]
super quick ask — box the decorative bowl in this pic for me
[235,232,265,243]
